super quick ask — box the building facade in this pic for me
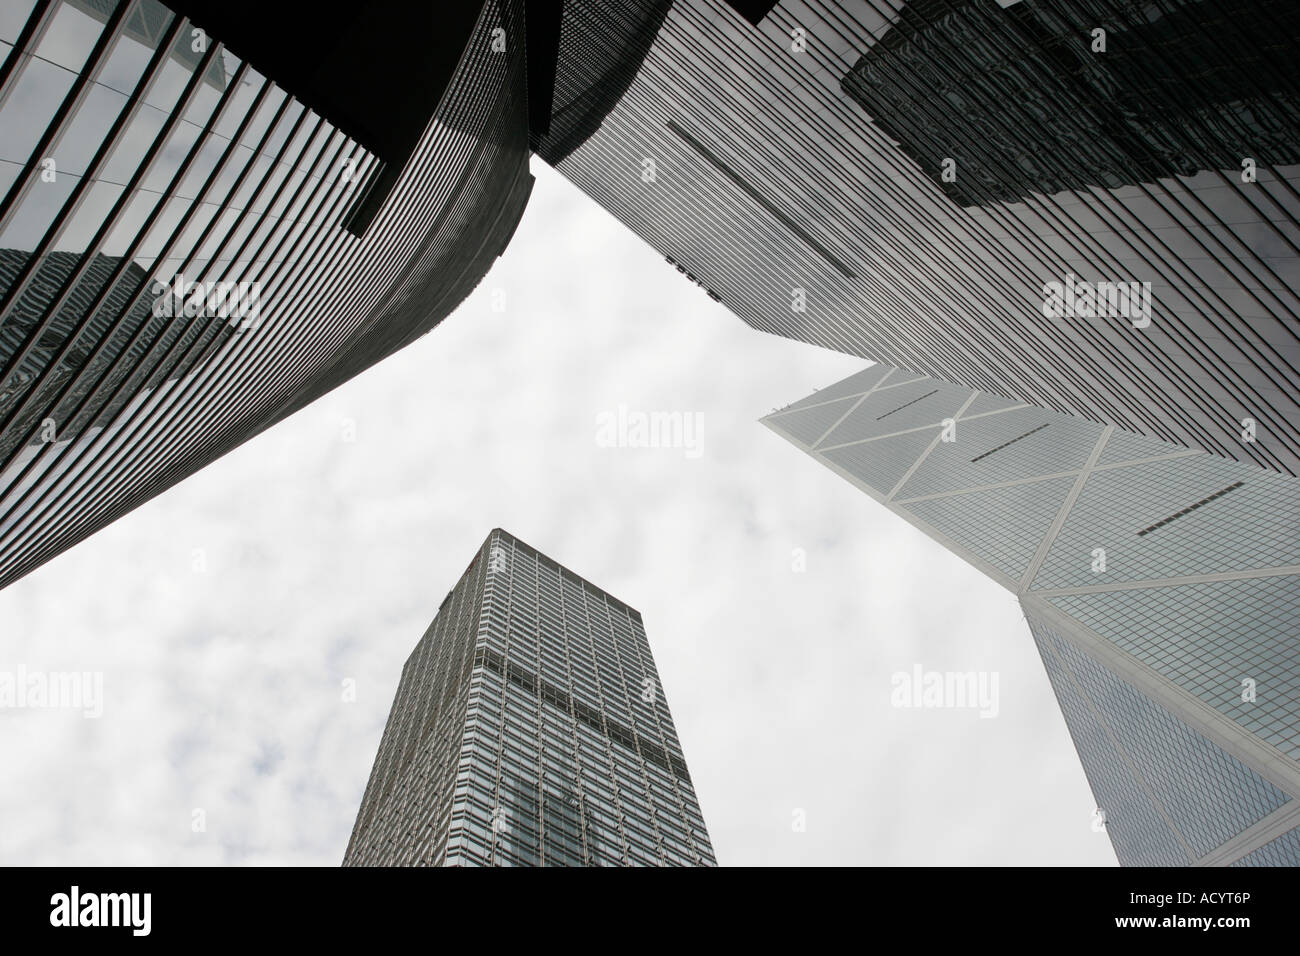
[541,0,1300,475]
[343,529,715,867]
[764,363,1300,865]
[0,0,544,588]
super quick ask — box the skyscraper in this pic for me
[539,0,1300,475]
[763,363,1300,865]
[0,0,574,588]
[343,529,715,867]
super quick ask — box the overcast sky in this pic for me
[0,159,1116,866]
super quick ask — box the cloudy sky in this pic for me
[0,159,1116,866]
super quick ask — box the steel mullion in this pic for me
[0,1,56,112]
[0,87,311,543]
[3,53,255,442]
[0,0,138,233]
[0,6,185,394]
[0,133,365,573]
[0,121,349,561]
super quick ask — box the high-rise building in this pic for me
[0,0,584,588]
[539,0,1300,475]
[763,362,1300,865]
[343,529,715,867]
[9,0,1298,591]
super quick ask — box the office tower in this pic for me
[763,362,1300,865]
[344,529,715,867]
[538,0,1300,475]
[0,0,577,588]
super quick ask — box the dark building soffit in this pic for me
[526,0,564,136]
[725,0,779,26]
[164,0,487,235]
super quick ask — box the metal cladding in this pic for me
[0,0,533,587]
[542,0,1300,476]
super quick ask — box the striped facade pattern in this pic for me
[544,0,1300,475]
[344,529,715,867]
[0,0,533,587]
[0,247,235,458]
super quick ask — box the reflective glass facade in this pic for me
[764,363,1300,865]
[544,0,1300,476]
[343,529,715,867]
[0,0,534,587]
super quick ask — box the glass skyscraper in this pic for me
[343,529,715,867]
[764,363,1300,865]
[540,0,1300,476]
[0,0,548,588]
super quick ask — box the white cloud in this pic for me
[0,161,1114,866]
